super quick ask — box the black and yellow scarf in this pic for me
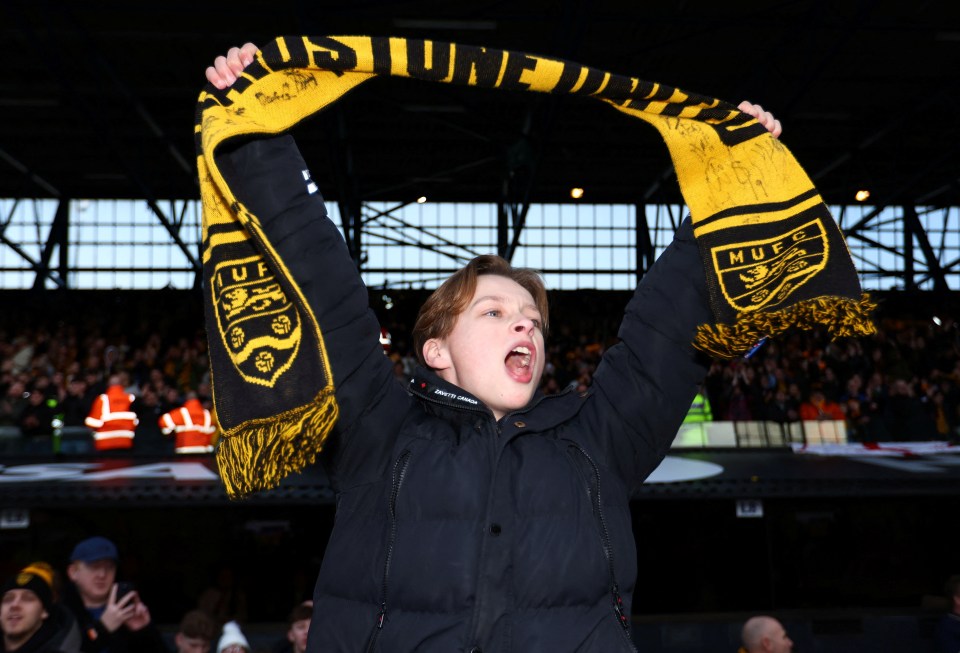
[197,35,875,497]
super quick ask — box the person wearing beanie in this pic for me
[1,561,79,653]
[62,537,166,653]
[215,621,249,653]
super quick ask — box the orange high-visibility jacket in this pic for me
[85,384,138,450]
[158,398,215,454]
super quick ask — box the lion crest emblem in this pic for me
[212,255,301,387]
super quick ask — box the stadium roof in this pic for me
[2,0,959,207]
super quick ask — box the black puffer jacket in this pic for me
[220,136,711,653]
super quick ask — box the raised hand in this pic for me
[738,100,782,138]
[99,583,138,632]
[206,43,259,89]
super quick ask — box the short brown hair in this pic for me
[178,609,216,642]
[413,255,549,367]
[287,602,313,627]
[946,575,960,599]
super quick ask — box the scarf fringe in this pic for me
[215,388,339,498]
[694,294,877,360]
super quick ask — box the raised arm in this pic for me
[203,45,409,485]
[579,102,782,493]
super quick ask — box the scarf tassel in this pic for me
[694,293,877,360]
[215,388,338,498]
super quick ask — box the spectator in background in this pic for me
[63,537,167,653]
[158,392,215,455]
[884,378,937,441]
[7,337,34,376]
[926,385,952,441]
[838,374,870,441]
[285,602,310,653]
[0,381,28,428]
[215,622,249,653]
[159,387,184,419]
[725,380,753,421]
[79,371,103,410]
[60,378,90,429]
[197,567,247,629]
[739,615,794,653]
[271,601,311,653]
[818,365,841,402]
[174,610,216,653]
[798,388,844,422]
[1,561,80,653]
[84,376,138,452]
[17,387,57,440]
[764,388,799,425]
[937,575,960,653]
[132,386,172,455]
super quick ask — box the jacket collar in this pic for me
[406,366,584,433]
[407,366,491,415]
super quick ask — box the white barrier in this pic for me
[672,419,847,448]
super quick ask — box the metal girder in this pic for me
[11,3,201,273]
[61,6,195,181]
[0,147,61,198]
[840,147,956,239]
[498,101,557,262]
[362,201,480,265]
[904,207,915,290]
[903,205,948,293]
[497,160,529,262]
[147,200,200,271]
[635,203,656,286]
[0,148,68,288]
[32,198,70,290]
[329,108,363,267]
[811,91,948,199]
[0,199,66,289]
[494,0,584,263]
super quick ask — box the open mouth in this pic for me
[505,345,533,382]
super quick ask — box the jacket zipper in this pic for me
[569,445,639,653]
[366,449,412,653]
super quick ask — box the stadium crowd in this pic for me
[0,290,958,454]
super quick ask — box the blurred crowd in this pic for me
[1,291,959,453]
[0,291,217,454]
[537,315,960,444]
[379,296,960,444]
[700,315,960,442]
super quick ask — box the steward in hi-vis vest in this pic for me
[85,380,138,451]
[158,395,216,454]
